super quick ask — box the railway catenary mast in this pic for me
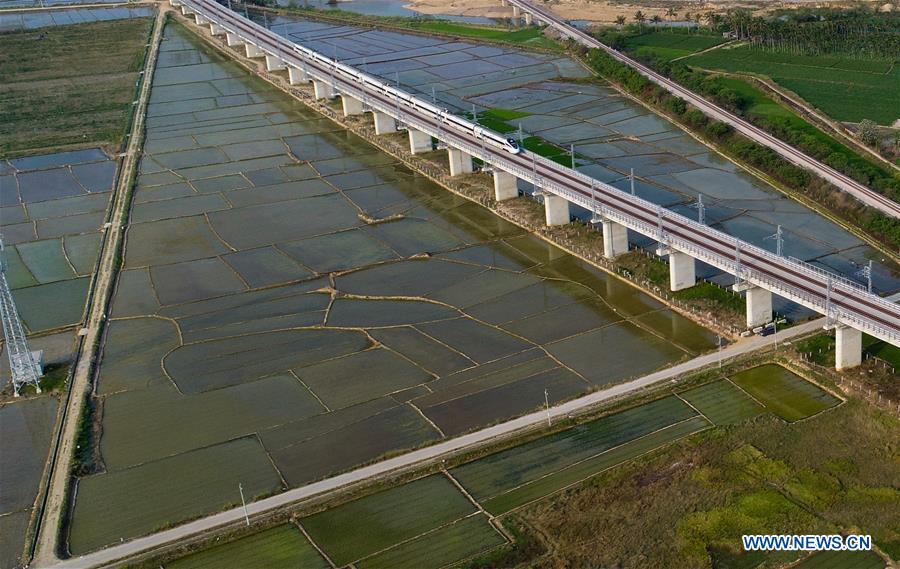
[176,0,900,353]
[0,236,42,396]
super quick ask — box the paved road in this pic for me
[508,0,900,219]
[40,318,824,569]
[31,7,169,566]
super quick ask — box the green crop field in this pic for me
[0,17,153,155]
[166,525,328,569]
[678,379,765,425]
[300,474,477,566]
[481,416,710,515]
[451,395,699,502]
[624,32,727,62]
[730,364,840,422]
[356,514,506,569]
[686,46,898,124]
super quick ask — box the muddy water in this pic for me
[66,22,718,553]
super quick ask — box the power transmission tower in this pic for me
[0,236,42,396]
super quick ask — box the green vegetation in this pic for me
[275,6,561,51]
[451,396,700,503]
[167,525,328,569]
[357,515,506,569]
[622,31,726,62]
[730,364,840,422]
[716,76,899,198]
[792,549,886,569]
[583,48,900,250]
[687,45,899,125]
[504,397,898,567]
[0,18,153,156]
[796,332,900,369]
[301,474,477,566]
[678,379,764,425]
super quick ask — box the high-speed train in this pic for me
[289,42,521,154]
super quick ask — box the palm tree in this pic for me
[704,12,720,29]
[650,14,662,26]
[634,10,646,32]
[615,15,626,28]
[665,7,676,21]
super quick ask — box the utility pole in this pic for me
[239,483,250,526]
[717,334,722,369]
[544,388,551,427]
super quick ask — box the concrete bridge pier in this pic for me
[373,111,395,135]
[493,170,518,201]
[408,129,432,154]
[245,43,265,59]
[169,0,182,6]
[341,95,364,117]
[266,55,286,72]
[209,23,226,36]
[181,5,195,16]
[544,194,570,226]
[735,283,772,328]
[448,148,473,176]
[658,249,695,292]
[500,0,507,6]
[835,325,862,370]
[226,32,242,47]
[524,12,533,25]
[601,219,628,259]
[288,66,309,85]
[512,6,521,17]
[194,13,208,25]
[313,79,335,100]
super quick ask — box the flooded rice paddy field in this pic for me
[66,24,719,553]
[161,364,838,568]
[262,14,900,314]
[0,6,154,32]
[0,397,59,569]
[0,148,116,335]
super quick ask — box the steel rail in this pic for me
[180,0,900,345]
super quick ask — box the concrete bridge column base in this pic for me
[341,95,364,117]
[245,43,265,59]
[373,111,395,135]
[194,14,208,25]
[210,23,226,36]
[544,194,570,226]
[313,80,335,100]
[288,66,309,85]
[667,251,696,292]
[601,219,628,259]
[448,148,473,176]
[743,285,773,328]
[493,170,518,201]
[835,325,862,370]
[408,129,432,154]
[226,32,242,47]
[266,55,286,72]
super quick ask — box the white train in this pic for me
[290,43,522,155]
